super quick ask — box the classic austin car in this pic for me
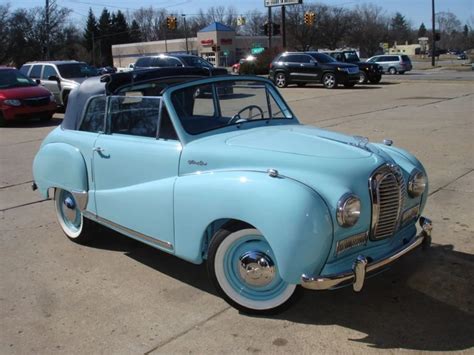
[32,67,432,314]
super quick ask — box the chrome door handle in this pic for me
[93,147,105,153]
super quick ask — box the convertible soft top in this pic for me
[62,67,216,130]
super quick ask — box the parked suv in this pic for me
[323,50,383,84]
[20,61,99,108]
[269,52,359,89]
[366,55,412,74]
[134,54,228,75]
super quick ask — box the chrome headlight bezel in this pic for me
[336,193,361,227]
[408,170,427,197]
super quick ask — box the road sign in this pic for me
[251,47,265,55]
[264,0,302,7]
[223,50,230,56]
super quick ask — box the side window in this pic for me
[19,65,31,75]
[389,56,399,61]
[29,65,43,79]
[80,96,106,133]
[285,55,300,63]
[42,65,58,80]
[158,107,178,140]
[135,57,151,67]
[299,55,312,63]
[164,58,183,67]
[108,96,160,138]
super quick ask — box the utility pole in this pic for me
[431,0,435,67]
[45,0,50,59]
[182,14,189,54]
[268,6,272,51]
[281,5,286,50]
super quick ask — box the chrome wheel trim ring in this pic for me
[324,74,336,87]
[275,74,286,87]
[359,72,367,83]
[55,189,83,239]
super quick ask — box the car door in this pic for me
[92,95,181,250]
[297,54,320,82]
[40,65,61,102]
[284,54,305,80]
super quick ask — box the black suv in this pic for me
[324,50,383,84]
[134,54,228,76]
[269,52,359,89]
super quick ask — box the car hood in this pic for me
[225,125,372,159]
[0,85,52,99]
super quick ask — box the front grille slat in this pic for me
[369,165,405,240]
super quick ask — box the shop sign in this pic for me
[221,38,232,45]
[201,39,214,46]
[264,0,302,7]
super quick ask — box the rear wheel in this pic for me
[274,72,288,88]
[389,67,397,75]
[54,188,95,244]
[322,72,338,89]
[358,72,368,84]
[208,223,297,314]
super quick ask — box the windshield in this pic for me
[181,56,213,69]
[309,53,336,63]
[344,52,360,62]
[57,63,99,78]
[171,80,293,135]
[0,69,37,89]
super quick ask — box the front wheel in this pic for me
[54,188,94,244]
[322,73,338,89]
[358,72,368,84]
[388,67,397,75]
[207,224,297,314]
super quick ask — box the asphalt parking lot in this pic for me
[1,71,473,354]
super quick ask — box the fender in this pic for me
[173,170,334,284]
[33,142,88,205]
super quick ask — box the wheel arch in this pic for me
[173,170,334,284]
[33,142,89,201]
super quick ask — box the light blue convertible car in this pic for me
[32,68,432,314]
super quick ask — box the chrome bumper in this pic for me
[301,217,432,292]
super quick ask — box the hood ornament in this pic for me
[352,136,370,150]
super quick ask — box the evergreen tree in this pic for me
[97,8,112,66]
[418,22,427,37]
[112,10,130,44]
[129,20,141,43]
[390,12,411,43]
[83,8,97,64]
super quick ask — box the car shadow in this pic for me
[2,116,62,128]
[85,231,474,351]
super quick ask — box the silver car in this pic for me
[19,61,99,108]
[366,55,412,74]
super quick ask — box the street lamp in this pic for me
[431,0,435,67]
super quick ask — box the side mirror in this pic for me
[35,79,41,85]
[312,61,318,66]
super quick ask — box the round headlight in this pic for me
[408,170,426,197]
[4,99,21,107]
[337,194,361,227]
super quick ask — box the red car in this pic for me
[0,67,57,126]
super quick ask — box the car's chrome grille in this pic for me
[369,165,406,240]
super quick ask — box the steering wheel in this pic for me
[228,105,264,124]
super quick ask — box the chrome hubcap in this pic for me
[324,75,335,86]
[239,251,275,287]
[276,74,285,86]
[63,196,76,221]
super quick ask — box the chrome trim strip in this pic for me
[82,211,174,251]
[71,190,88,211]
[301,217,432,291]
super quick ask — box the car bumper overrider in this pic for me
[301,217,432,292]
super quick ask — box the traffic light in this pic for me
[166,16,177,30]
[260,22,269,36]
[272,23,281,36]
[304,11,315,26]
